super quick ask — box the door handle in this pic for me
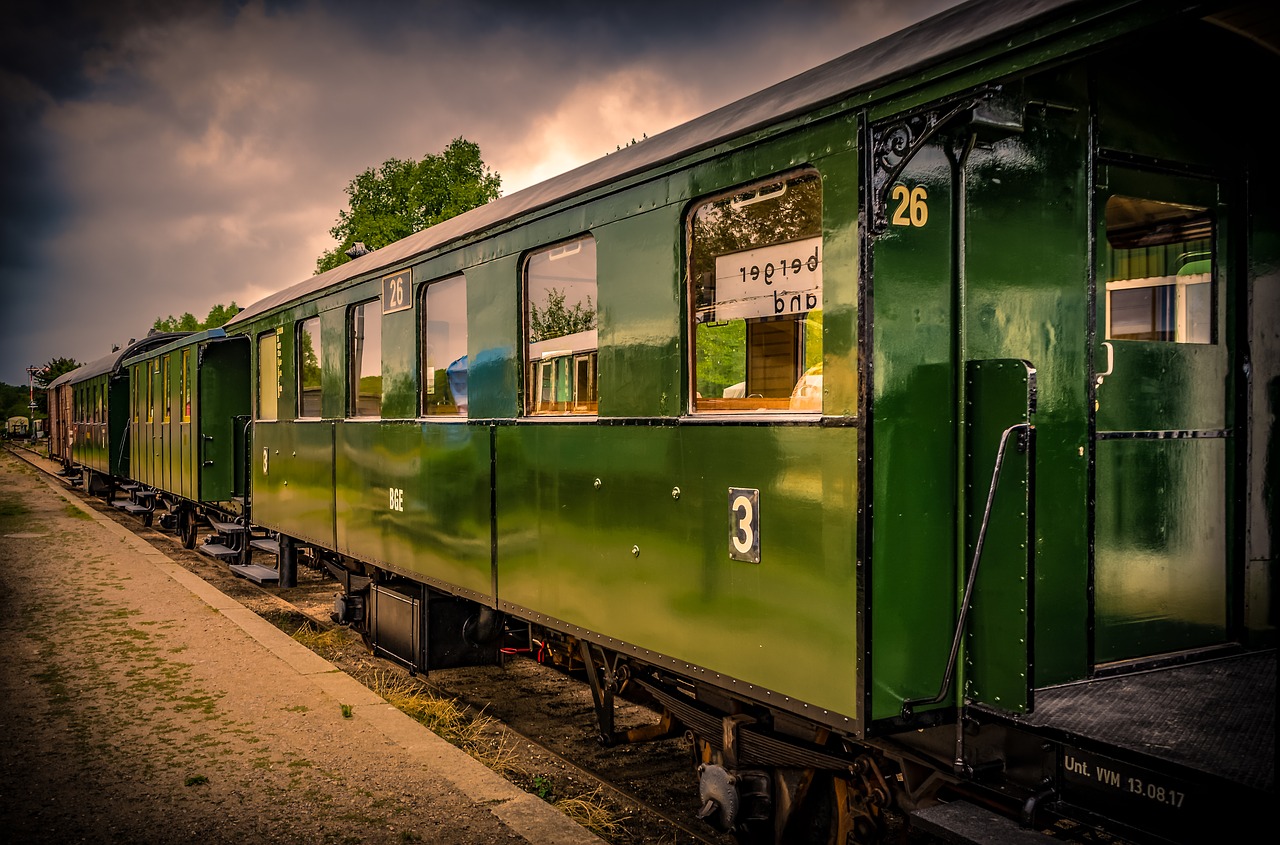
[1096,341,1114,387]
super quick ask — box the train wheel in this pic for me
[179,508,198,549]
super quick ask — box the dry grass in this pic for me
[555,787,631,840]
[288,631,628,841]
[289,621,348,660]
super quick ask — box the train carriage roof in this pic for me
[47,332,192,388]
[227,0,1272,326]
[118,328,231,369]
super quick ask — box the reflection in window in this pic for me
[146,362,155,423]
[162,355,171,423]
[181,349,191,423]
[298,317,323,418]
[349,301,382,417]
[257,331,279,421]
[421,275,468,417]
[525,236,597,415]
[1104,196,1213,344]
[689,170,823,413]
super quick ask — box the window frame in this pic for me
[1102,192,1216,346]
[523,234,599,417]
[162,354,171,424]
[347,299,382,419]
[296,316,324,419]
[181,349,191,423]
[419,274,469,419]
[257,330,280,422]
[684,168,825,416]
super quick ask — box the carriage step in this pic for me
[198,542,239,560]
[250,537,280,555]
[911,801,1057,844]
[119,483,140,492]
[209,520,248,534]
[229,563,279,584]
[133,490,157,500]
[112,499,132,509]
[122,503,151,514]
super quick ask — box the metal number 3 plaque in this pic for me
[728,487,760,563]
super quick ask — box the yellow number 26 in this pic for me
[890,184,929,228]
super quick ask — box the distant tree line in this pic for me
[152,302,241,333]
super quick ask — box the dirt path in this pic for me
[0,449,600,845]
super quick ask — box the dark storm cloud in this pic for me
[1,0,959,385]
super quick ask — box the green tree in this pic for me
[33,356,82,388]
[1,381,30,420]
[152,302,241,333]
[528,288,595,343]
[315,137,501,274]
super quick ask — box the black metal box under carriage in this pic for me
[369,583,499,674]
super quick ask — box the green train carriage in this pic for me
[220,1,1274,842]
[119,329,252,547]
[45,333,188,495]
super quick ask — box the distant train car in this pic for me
[119,328,252,547]
[46,371,73,466]
[49,334,187,493]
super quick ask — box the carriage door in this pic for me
[1092,165,1231,665]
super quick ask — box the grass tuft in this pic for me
[555,788,629,839]
[290,621,348,659]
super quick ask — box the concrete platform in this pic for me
[0,446,604,845]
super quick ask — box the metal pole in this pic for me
[26,365,39,443]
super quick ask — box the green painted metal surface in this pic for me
[961,69,1092,687]
[121,333,250,506]
[71,374,117,476]
[495,423,859,717]
[870,140,959,722]
[1094,438,1229,662]
[252,421,337,549]
[334,421,492,600]
[199,339,252,502]
[1093,165,1231,663]
[964,359,1034,713]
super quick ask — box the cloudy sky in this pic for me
[1,0,961,387]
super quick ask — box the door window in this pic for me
[1103,196,1213,344]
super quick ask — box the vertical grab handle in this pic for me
[1096,341,1114,387]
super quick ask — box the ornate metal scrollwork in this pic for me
[869,87,1011,235]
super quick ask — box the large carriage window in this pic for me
[257,330,280,421]
[1104,196,1213,344]
[349,300,382,417]
[689,170,823,413]
[421,275,468,417]
[297,317,323,418]
[525,236,597,415]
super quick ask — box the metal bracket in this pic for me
[870,86,1022,235]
